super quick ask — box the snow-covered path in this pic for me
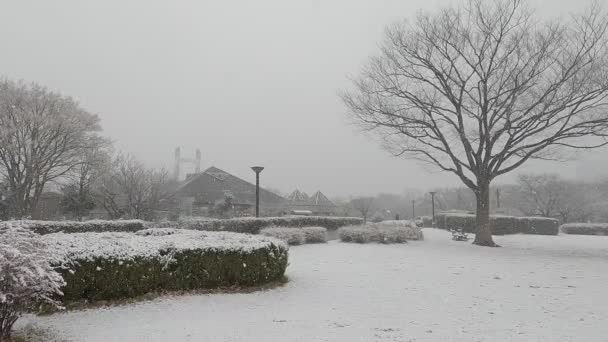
[21,229,608,341]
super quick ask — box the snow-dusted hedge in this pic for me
[434,213,558,235]
[259,227,328,244]
[44,229,288,301]
[260,228,306,245]
[0,224,65,340]
[177,216,363,234]
[0,220,145,235]
[301,227,328,243]
[338,221,423,244]
[560,223,608,236]
[376,220,424,241]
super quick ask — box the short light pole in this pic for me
[429,191,436,227]
[251,166,264,217]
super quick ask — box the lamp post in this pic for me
[411,199,416,219]
[251,166,264,217]
[429,191,436,227]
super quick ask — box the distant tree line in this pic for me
[339,173,608,225]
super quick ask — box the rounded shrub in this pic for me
[338,226,381,243]
[44,229,288,302]
[259,227,306,245]
[301,227,328,243]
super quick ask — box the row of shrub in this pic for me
[434,213,559,235]
[1,220,145,235]
[260,227,328,245]
[560,223,608,236]
[338,221,424,244]
[176,216,364,234]
[44,228,289,301]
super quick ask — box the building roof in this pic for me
[309,191,335,207]
[175,166,285,207]
[287,189,310,203]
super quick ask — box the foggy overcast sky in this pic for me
[1,0,606,197]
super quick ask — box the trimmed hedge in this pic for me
[260,228,306,245]
[434,213,558,235]
[301,227,328,243]
[43,229,288,301]
[259,227,328,245]
[560,223,608,236]
[1,220,145,235]
[177,216,363,234]
[339,221,423,244]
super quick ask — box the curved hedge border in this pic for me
[434,213,558,235]
[1,220,145,235]
[177,216,363,234]
[560,223,608,236]
[43,229,288,301]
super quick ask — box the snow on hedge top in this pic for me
[0,219,145,234]
[374,220,417,227]
[43,228,288,264]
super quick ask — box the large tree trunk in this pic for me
[473,178,498,247]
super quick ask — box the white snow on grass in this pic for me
[19,229,608,342]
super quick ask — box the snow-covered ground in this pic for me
[19,229,608,342]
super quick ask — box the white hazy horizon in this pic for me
[1,0,606,197]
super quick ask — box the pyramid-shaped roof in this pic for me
[287,189,310,203]
[309,191,334,207]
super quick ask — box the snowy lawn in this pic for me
[19,229,608,342]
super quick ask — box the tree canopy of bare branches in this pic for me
[342,0,608,246]
[350,196,375,222]
[61,143,112,220]
[0,80,106,218]
[96,154,173,220]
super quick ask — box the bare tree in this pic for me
[0,80,105,218]
[96,154,173,220]
[342,0,608,246]
[350,197,375,223]
[60,142,112,220]
[516,173,566,217]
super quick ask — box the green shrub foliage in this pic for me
[44,229,288,301]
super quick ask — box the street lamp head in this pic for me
[251,166,264,174]
[429,191,436,196]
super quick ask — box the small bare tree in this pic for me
[96,154,173,220]
[343,0,608,246]
[350,197,375,223]
[61,140,112,220]
[516,173,566,217]
[0,80,105,218]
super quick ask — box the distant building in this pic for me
[286,189,336,216]
[173,166,286,217]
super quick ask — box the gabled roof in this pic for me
[175,166,285,206]
[309,191,335,207]
[287,189,310,203]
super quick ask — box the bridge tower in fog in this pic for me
[173,147,201,181]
